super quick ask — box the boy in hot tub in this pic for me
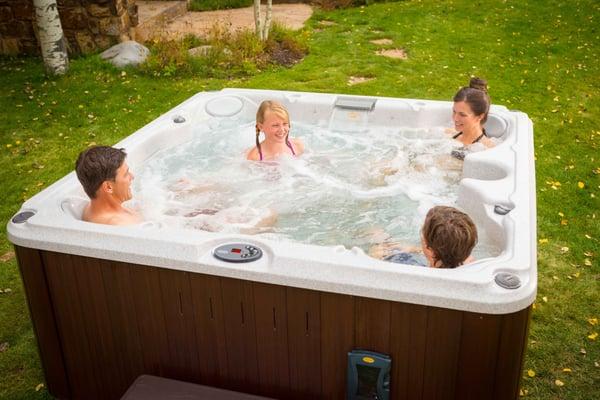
[369,206,477,268]
[75,145,142,225]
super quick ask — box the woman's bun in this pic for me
[469,77,488,92]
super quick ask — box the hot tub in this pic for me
[9,89,536,400]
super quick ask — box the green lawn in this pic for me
[1,0,599,398]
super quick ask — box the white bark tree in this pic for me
[33,0,69,75]
[253,0,273,41]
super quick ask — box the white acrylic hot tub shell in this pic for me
[7,89,537,314]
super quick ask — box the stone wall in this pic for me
[0,0,138,55]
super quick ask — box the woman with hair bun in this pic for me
[450,77,496,155]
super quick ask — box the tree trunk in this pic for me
[33,0,69,75]
[253,0,263,39]
[262,0,272,41]
[253,0,272,41]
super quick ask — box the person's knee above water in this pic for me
[451,77,496,159]
[371,206,478,269]
[75,145,142,225]
[246,100,305,161]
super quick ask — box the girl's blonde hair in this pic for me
[255,100,291,157]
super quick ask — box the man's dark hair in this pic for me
[75,146,127,199]
[422,206,478,268]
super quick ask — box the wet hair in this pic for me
[453,77,490,123]
[75,146,126,199]
[421,206,478,269]
[255,100,291,157]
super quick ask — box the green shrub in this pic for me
[140,23,307,78]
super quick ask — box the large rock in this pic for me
[100,40,149,68]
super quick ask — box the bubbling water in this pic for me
[133,119,498,258]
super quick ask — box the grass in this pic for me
[1,0,599,398]
[188,0,253,12]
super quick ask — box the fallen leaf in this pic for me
[0,342,8,352]
[560,246,570,253]
[542,296,548,303]
[539,238,549,244]
[562,368,572,372]
[578,181,585,189]
[555,379,564,387]
[35,383,44,392]
[580,348,587,355]
[0,251,14,262]
[588,332,598,340]
[527,369,536,377]
[588,318,598,326]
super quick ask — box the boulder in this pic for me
[100,40,149,68]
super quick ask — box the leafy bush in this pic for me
[140,23,307,78]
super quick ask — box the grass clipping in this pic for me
[141,22,308,78]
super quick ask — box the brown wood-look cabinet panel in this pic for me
[43,252,104,399]
[390,303,428,400]
[220,277,260,393]
[128,265,171,377]
[75,256,134,399]
[99,261,146,391]
[158,268,201,382]
[355,297,391,353]
[493,308,530,400]
[253,282,290,398]
[320,292,355,400]
[421,307,463,400]
[189,273,228,386]
[15,247,71,399]
[286,287,322,399]
[16,249,531,400]
[454,312,503,400]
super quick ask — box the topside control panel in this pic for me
[213,243,263,263]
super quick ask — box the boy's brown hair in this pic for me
[421,206,478,268]
[75,146,126,199]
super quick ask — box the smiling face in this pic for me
[452,101,484,133]
[109,161,134,202]
[257,110,290,143]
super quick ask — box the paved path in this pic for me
[136,2,313,41]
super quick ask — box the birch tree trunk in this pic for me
[253,0,263,39]
[33,0,69,75]
[253,0,273,41]
[262,0,272,41]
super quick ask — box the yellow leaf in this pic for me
[35,383,44,391]
[588,332,598,340]
[562,368,572,372]
[555,379,564,387]
[527,369,536,377]
[539,238,549,244]
[584,259,592,266]
[588,318,598,326]
[578,181,585,188]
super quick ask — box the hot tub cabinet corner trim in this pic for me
[16,246,530,400]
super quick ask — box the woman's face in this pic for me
[452,101,484,132]
[258,111,290,143]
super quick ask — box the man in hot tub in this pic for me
[75,145,142,225]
